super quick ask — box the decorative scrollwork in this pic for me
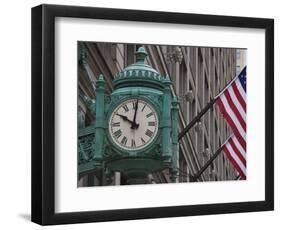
[78,133,95,165]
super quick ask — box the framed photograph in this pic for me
[31,4,274,225]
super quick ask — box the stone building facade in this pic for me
[78,42,245,186]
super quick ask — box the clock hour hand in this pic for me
[116,113,134,125]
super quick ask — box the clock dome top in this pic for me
[113,47,171,90]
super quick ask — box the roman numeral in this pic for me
[145,129,154,138]
[141,138,146,144]
[141,104,146,112]
[122,104,129,112]
[148,121,156,126]
[121,136,128,146]
[113,129,122,138]
[112,122,120,127]
[131,139,136,148]
[132,101,137,109]
[146,112,153,118]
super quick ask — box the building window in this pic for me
[198,48,204,107]
[189,47,196,79]
[179,152,187,183]
[189,83,195,122]
[236,49,241,59]
[215,68,219,95]
[115,44,125,71]
[180,62,188,120]
[236,65,241,75]
[204,137,209,157]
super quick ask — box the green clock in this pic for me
[78,46,178,183]
[108,98,159,151]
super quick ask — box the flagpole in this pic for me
[178,98,215,141]
[178,66,246,141]
[235,175,241,180]
[189,135,233,182]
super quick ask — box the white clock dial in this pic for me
[108,99,159,151]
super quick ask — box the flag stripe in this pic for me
[224,146,246,179]
[232,136,246,158]
[228,86,246,122]
[217,96,246,141]
[236,79,247,99]
[224,90,246,131]
[232,81,246,112]
[225,142,246,173]
[216,98,246,150]
[228,138,246,166]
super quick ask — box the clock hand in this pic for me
[116,113,134,125]
[131,99,139,129]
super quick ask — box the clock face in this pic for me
[108,99,159,151]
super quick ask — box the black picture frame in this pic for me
[31,4,274,225]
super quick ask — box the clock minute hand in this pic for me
[131,99,139,129]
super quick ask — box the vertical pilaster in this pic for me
[94,74,106,167]
[162,76,172,164]
[170,96,179,182]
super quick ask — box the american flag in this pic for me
[215,67,247,179]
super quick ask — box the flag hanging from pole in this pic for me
[215,66,247,178]
[177,66,247,178]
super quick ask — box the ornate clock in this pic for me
[108,98,159,151]
[79,46,179,184]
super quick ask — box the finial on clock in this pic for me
[135,46,147,63]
